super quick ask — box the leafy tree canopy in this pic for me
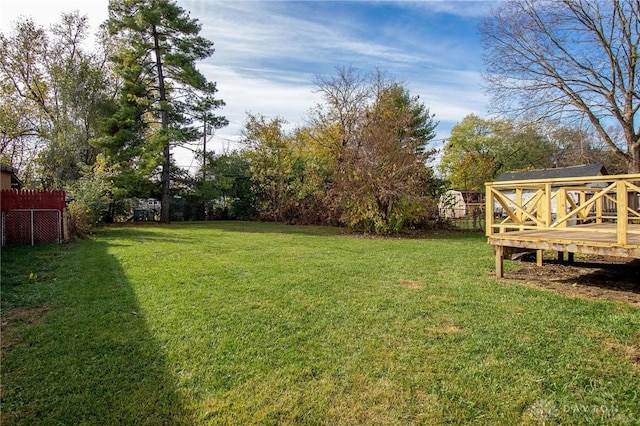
[439,114,558,191]
[0,12,114,188]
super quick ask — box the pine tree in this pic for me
[105,0,225,222]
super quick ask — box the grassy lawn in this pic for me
[1,221,639,425]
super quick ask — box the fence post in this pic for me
[63,208,69,242]
[30,210,34,246]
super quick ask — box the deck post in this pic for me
[495,245,504,278]
[596,195,603,224]
[544,183,553,227]
[617,180,628,245]
[557,188,567,227]
[485,186,494,237]
[516,188,523,229]
[536,250,544,267]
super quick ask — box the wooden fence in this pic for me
[1,189,66,212]
[1,190,66,246]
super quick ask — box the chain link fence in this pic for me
[2,209,62,246]
[438,190,486,231]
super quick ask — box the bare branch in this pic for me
[481,0,640,172]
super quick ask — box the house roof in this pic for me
[496,164,608,182]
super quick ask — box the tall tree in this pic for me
[242,114,296,222]
[547,125,628,173]
[289,125,340,224]
[481,0,640,173]
[106,0,224,222]
[315,68,438,233]
[0,17,50,183]
[0,13,113,187]
[314,66,370,149]
[333,84,438,232]
[0,77,41,180]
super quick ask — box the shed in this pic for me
[1,165,23,190]
[493,164,609,218]
[496,164,608,182]
[438,190,467,219]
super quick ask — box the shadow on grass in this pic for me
[0,240,192,425]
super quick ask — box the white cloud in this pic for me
[173,64,323,169]
[3,0,491,171]
[410,70,487,120]
[401,1,497,18]
[0,0,109,36]
[201,64,322,130]
[193,0,424,69]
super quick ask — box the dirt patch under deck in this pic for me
[502,255,640,306]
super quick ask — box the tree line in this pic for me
[1,0,637,234]
[198,67,440,234]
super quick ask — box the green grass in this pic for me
[1,221,639,425]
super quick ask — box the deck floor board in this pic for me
[488,223,640,258]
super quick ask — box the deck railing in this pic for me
[485,174,640,246]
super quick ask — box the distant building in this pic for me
[493,164,610,218]
[496,164,608,182]
[1,165,23,190]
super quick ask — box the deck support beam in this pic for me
[495,245,504,278]
[556,251,574,264]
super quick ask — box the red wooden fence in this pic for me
[0,189,66,212]
[1,190,66,246]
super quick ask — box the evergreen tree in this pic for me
[104,0,225,222]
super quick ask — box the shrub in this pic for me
[66,155,112,234]
[67,201,91,239]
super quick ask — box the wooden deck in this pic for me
[485,173,640,278]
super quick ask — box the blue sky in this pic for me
[1,0,495,170]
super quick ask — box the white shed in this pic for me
[439,190,467,219]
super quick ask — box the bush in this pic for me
[66,156,112,232]
[67,201,91,239]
